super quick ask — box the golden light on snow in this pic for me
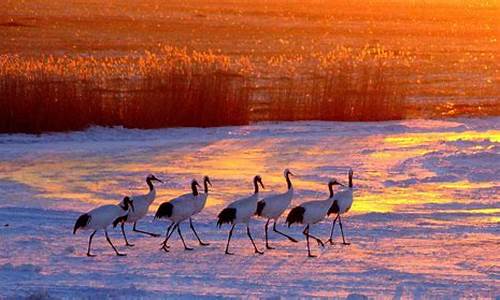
[0,122,497,228]
[0,119,498,298]
[384,130,500,146]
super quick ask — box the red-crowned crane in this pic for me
[217,175,265,255]
[73,197,134,257]
[286,179,343,257]
[327,169,354,245]
[255,169,298,249]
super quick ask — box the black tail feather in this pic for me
[328,200,340,216]
[155,202,173,219]
[286,206,305,227]
[112,214,128,228]
[73,213,91,234]
[217,208,236,228]
[255,200,265,216]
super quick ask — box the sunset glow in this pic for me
[0,0,498,298]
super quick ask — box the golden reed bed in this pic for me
[0,45,412,133]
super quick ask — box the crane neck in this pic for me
[119,198,130,211]
[146,178,154,192]
[328,182,334,198]
[192,182,199,196]
[204,179,209,194]
[285,173,292,190]
[254,179,259,194]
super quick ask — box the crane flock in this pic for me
[73,169,355,257]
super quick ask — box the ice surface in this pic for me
[0,118,498,298]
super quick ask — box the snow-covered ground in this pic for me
[0,118,499,299]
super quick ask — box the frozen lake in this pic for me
[0,118,498,298]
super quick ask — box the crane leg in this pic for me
[327,214,339,245]
[303,225,316,258]
[133,222,160,237]
[338,215,350,245]
[177,222,194,251]
[105,229,126,256]
[272,220,298,243]
[265,219,274,249]
[87,230,97,257]
[247,225,264,255]
[190,218,209,246]
[121,223,134,247]
[224,224,235,255]
[160,221,174,251]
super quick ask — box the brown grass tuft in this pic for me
[0,48,250,133]
[265,45,411,121]
[0,45,415,133]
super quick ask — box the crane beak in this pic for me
[151,175,163,183]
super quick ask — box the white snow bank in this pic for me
[0,117,498,298]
